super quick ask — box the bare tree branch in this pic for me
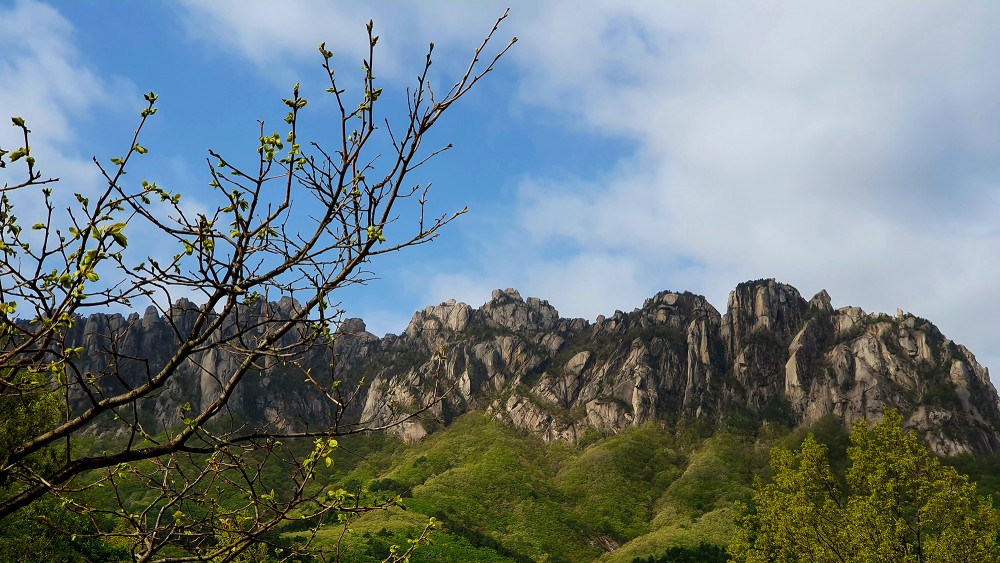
[0,12,515,561]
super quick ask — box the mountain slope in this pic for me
[363,279,1000,455]
[305,413,755,562]
[64,279,1000,455]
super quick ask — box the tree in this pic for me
[0,12,515,562]
[729,409,1000,562]
[633,542,729,563]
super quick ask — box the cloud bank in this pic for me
[278,1,999,375]
[498,1,1000,371]
[138,2,1000,376]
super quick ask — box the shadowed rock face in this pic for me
[63,280,1000,455]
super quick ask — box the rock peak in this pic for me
[810,289,833,312]
[61,279,1000,456]
[490,288,522,302]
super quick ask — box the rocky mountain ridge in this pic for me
[63,279,1000,455]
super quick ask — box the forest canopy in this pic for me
[729,409,1000,563]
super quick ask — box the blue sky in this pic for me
[3,1,1000,382]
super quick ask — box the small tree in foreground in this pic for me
[729,409,1000,563]
[0,11,514,562]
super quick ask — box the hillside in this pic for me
[30,278,1000,560]
[283,413,758,562]
[276,412,1000,561]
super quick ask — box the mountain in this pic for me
[63,279,1000,455]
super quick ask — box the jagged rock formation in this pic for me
[64,280,1000,455]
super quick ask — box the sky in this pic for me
[2,1,1000,380]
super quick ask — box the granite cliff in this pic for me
[63,279,1000,455]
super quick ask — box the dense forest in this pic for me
[4,411,999,562]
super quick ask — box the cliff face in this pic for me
[64,280,1000,455]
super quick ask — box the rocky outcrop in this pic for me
[61,279,1000,455]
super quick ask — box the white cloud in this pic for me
[171,1,1000,376]
[0,0,142,269]
[348,307,413,339]
[422,271,497,311]
[0,1,217,318]
[520,252,653,320]
[173,1,512,86]
[0,1,111,186]
[0,2,103,141]
[464,2,1000,372]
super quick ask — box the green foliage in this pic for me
[0,371,121,559]
[730,409,1000,562]
[659,434,753,515]
[312,508,519,562]
[759,396,795,428]
[18,403,998,562]
[306,416,675,560]
[555,424,682,540]
[305,415,767,562]
[777,414,851,478]
[0,11,518,560]
[0,369,61,487]
[384,416,599,562]
[602,507,738,563]
[945,453,1000,502]
[631,542,728,563]
[0,496,127,563]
